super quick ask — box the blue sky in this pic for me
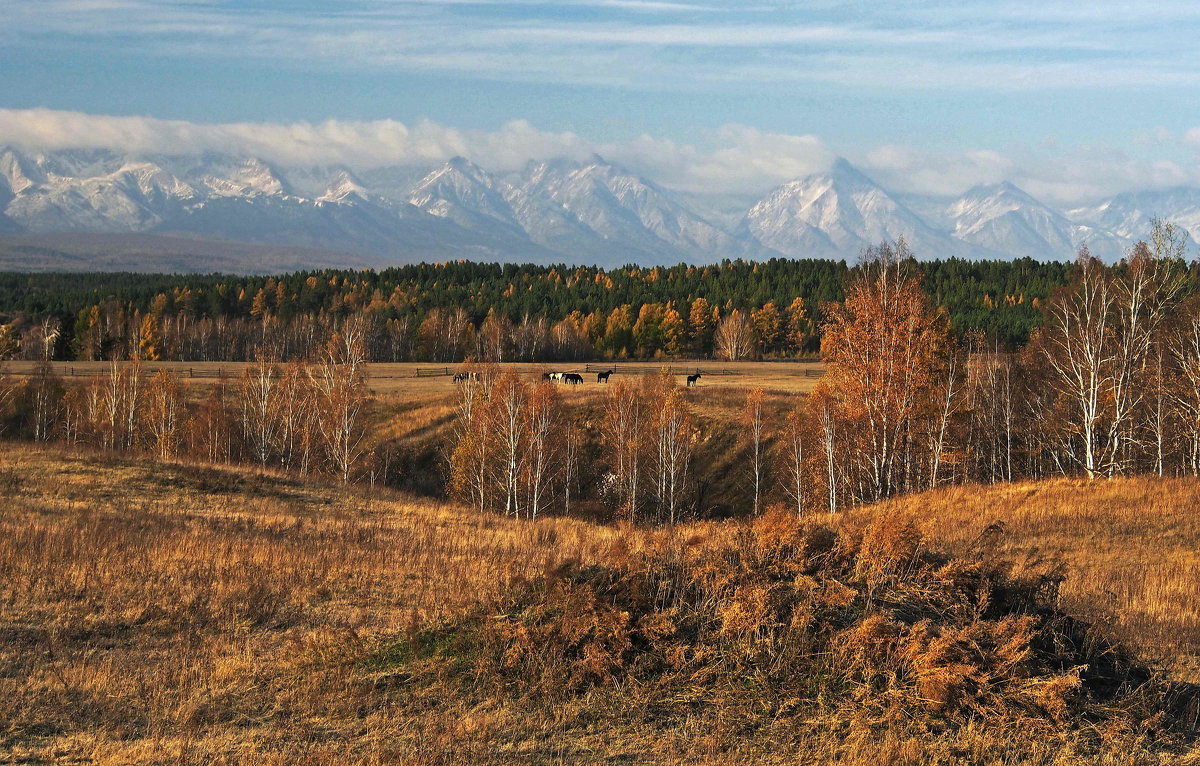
[2,0,1200,202]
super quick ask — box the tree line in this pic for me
[0,257,1076,364]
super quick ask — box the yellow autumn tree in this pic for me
[138,314,161,361]
[818,240,945,502]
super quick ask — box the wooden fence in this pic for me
[414,367,451,377]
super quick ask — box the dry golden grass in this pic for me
[843,477,1200,683]
[2,445,1197,764]
[0,444,624,764]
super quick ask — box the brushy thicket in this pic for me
[385,510,1200,763]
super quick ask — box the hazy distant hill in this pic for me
[0,232,384,274]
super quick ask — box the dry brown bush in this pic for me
[845,478,1200,683]
[391,507,1198,763]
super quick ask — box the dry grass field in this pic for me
[1,359,826,396]
[0,445,626,764]
[2,444,1200,763]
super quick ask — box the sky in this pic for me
[3,0,1200,203]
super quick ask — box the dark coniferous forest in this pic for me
[0,256,1123,362]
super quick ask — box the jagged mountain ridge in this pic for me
[948,182,1130,262]
[741,158,992,260]
[0,145,1190,270]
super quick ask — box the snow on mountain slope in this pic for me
[946,182,1128,261]
[409,157,525,234]
[1069,188,1200,251]
[742,159,986,260]
[521,156,757,263]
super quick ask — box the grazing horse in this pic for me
[686,372,702,387]
[453,371,478,383]
[546,371,564,381]
[563,373,584,385]
[596,369,613,384]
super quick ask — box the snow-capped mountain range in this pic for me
[0,146,1193,271]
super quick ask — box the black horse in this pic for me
[563,373,584,385]
[686,372,702,387]
[596,369,614,383]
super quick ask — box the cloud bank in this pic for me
[3,108,1200,204]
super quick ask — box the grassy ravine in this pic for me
[1,445,1198,764]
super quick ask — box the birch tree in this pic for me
[927,339,963,489]
[819,241,944,501]
[781,409,807,516]
[240,358,280,466]
[144,369,182,459]
[714,309,757,361]
[603,380,644,522]
[743,387,767,514]
[490,370,528,517]
[312,327,369,484]
[523,381,560,520]
[650,372,693,524]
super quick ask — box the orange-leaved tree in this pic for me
[818,240,945,502]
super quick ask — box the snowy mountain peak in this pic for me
[948,182,1051,222]
[944,181,1132,261]
[317,170,368,204]
[408,157,522,229]
[0,148,37,197]
[741,157,971,259]
[191,157,287,198]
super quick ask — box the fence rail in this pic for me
[583,363,741,376]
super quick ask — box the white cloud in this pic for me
[0,108,590,171]
[862,141,1200,205]
[3,108,1200,205]
[0,108,836,194]
[862,146,1016,197]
